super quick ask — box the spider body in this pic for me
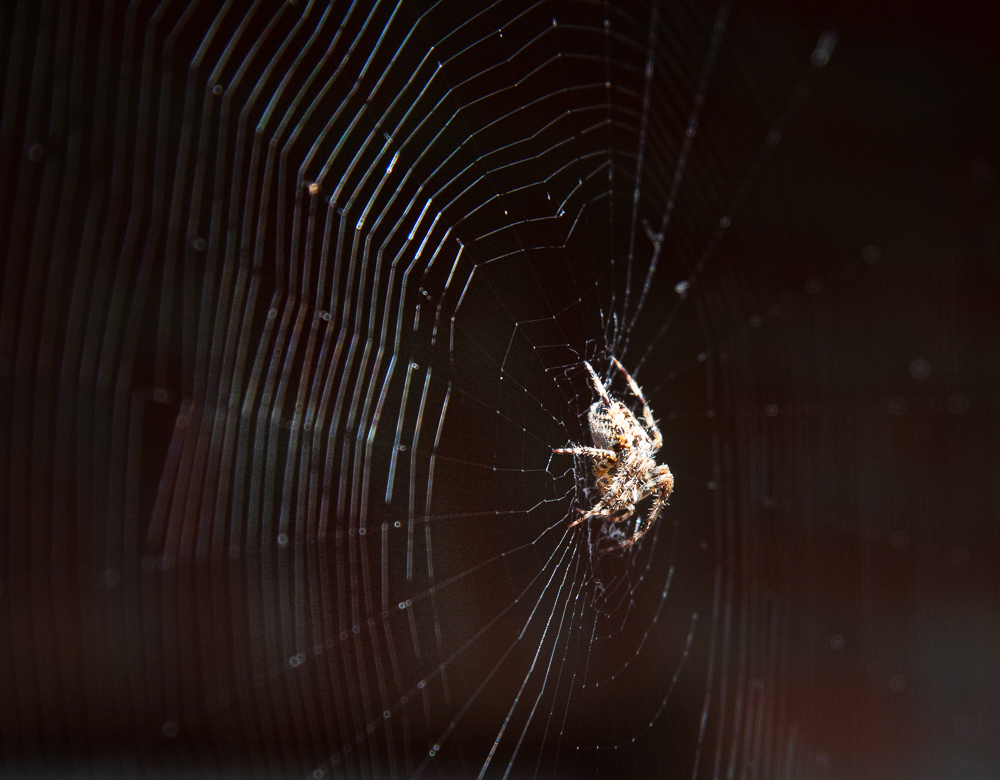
[555,359,673,550]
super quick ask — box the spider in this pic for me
[554,358,674,551]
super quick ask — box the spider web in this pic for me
[11,0,1000,779]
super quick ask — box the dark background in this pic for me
[1,0,998,778]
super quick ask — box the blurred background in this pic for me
[0,0,997,778]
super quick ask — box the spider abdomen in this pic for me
[588,400,641,451]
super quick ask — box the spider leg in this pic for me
[568,502,611,527]
[602,500,662,551]
[553,446,617,461]
[568,511,590,528]
[568,507,601,527]
[569,498,633,529]
[642,465,674,499]
[583,361,613,406]
[612,357,662,451]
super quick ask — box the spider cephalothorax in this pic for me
[555,359,674,550]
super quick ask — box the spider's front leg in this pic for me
[583,361,613,406]
[612,358,663,451]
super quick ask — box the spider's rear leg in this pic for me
[567,509,595,528]
[602,470,673,550]
[567,504,607,528]
[644,465,674,501]
[555,445,618,527]
[570,501,633,528]
[602,501,662,551]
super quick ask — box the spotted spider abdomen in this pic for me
[587,402,619,450]
[588,399,643,451]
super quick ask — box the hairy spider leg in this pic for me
[600,466,673,551]
[645,465,674,494]
[555,445,617,527]
[553,445,617,460]
[603,500,663,551]
[551,364,614,461]
[572,498,635,527]
[611,357,662,451]
[583,361,613,406]
[568,513,587,528]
